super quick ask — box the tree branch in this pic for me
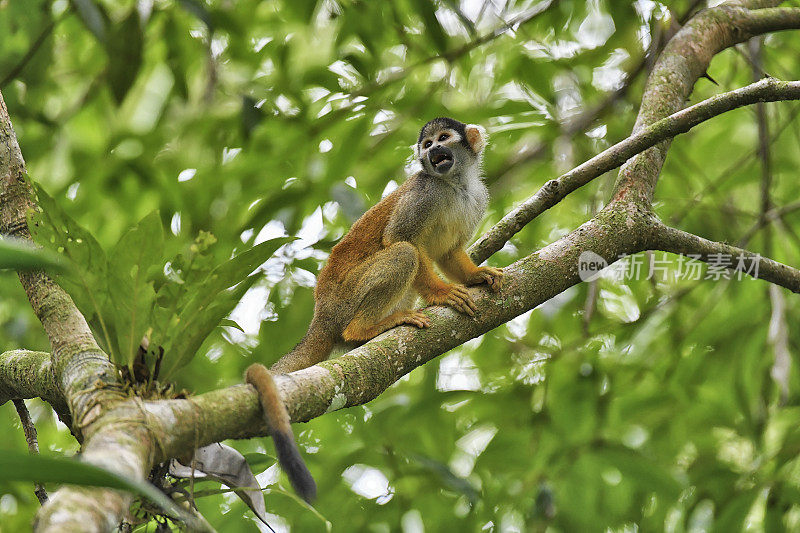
[487,0,708,189]
[649,223,800,292]
[0,91,155,531]
[470,78,800,263]
[144,208,653,457]
[13,399,49,505]
[0,350,66,415]
[611,1,800,205]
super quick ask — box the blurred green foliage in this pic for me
[1,0,800,531]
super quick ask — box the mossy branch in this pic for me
[649,223,800,292]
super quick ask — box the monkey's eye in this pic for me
[423,140,432,149]
[438,133,450,141]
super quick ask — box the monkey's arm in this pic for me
[437,248,503,292]
[413,248,477,316]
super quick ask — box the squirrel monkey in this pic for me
[246,117,502,502]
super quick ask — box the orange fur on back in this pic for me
[318,185,404,289]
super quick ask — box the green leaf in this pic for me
[28,185,115,356]
[712,489,761,533]
[0,236,66,272]
[408,0,448,54]
[0,451,209,529]
[257,285,315,366]
[108,211,164,367]
[158,237,292,378]
[106,9,144,103]
[219,318,245,333]
[178,0,214,30]
[597,447,683,498]
[408,453,480,505]
[197,237,293,294]
[243,452,277,470]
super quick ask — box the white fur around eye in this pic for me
[465,124,487,153]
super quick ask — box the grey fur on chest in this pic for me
[386,169,488,259]
[432,174,487,236]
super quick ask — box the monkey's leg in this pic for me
[438,248,504,292]
[413,249,478,316]
[342,242,431,342]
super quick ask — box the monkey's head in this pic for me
[415,117,486,178]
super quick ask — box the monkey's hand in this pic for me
[426,284,478,316]
[465,266,504,292]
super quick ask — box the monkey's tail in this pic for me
[271,319,337,374]
[245,364,317,503]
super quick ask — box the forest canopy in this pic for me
[2,0,800,531]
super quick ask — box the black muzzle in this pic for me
[428,145,454,174]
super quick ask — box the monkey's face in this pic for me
[416,118,486,177]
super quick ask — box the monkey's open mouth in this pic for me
[429,151,454,173]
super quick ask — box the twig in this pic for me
[748,37,791,401]
[12,399,48,505]
[471,78,800,263]
[488,0,706,189]
[0,18,58,88]
[737,200,800,246]
[650,223,800,293]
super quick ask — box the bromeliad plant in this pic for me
[28,185,290,386]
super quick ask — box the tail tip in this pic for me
[274,429,318,504]
[295,474,317,504]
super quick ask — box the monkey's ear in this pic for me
[465,124,487,154]
[412,142,420,159]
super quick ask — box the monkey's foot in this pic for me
[467,266,504,292]
[428,284,477,316]
[398,310,431,329]
[344,310,431,342]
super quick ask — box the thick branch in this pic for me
[0,92,121,430]
[610,1,800,204]
[743,7,800,33]
[649,223,800,292]
[0,350,66,414]
[142,205,654,457]
[0,92,154,531]
[470,78,800,263]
